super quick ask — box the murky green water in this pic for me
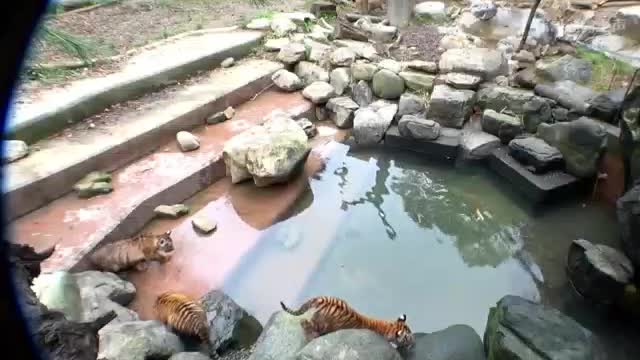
[222,142,637,358]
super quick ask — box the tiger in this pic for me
[280,296,414,349]
[89,230,174,273]
[155,292,209,341]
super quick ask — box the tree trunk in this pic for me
[517,0,542,52]
[361,0,369,14]
[387,0,414,27]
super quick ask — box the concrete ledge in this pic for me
[8,29,264,144]
[5,60,284,222]
[384,126,460,162]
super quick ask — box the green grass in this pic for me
[576,46,636,92]
[36,25,101,63]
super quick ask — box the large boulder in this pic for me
[399,325,485,360]
[471,0,497,21]
[460,131,501,160]
[438,48,508,80]
[484,295,605,360]
[611,6,640,42]
[331,47,357,67]
[351,62,378,81]
[302,81,336,104]
[618,183,640,268]
[537,117,607,178]
[481,109,524,143]
[398,116,441,140]
[249,311,310,360]
[399,71,435,92]
[522,97,552,133]
[272,70,303,92]
[398,93,426,118]
[378,59,403,74]
[32,271,83,322]
[271,16,297,37]
[534,80,597,115]
[508,136,564,173]
[327,96,360,128]
[372,69,406,99]
[427,84,476,129]
[476,86,537,115]
[353,107,392,145]
[330,67,351,96]
[536,55,593,84]
[97,321,184,360]
[295,329,402,360]
[74,271,138,324]
[334,39,379,61]
[588,88,626,124]
[352,80,373,107]
[414,2,447,20]
[223,116,310,186]
[295,61,329,86]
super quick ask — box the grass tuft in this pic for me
[576,46,636,92]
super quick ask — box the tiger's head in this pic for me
[154,230,175,255]
[386,314,414,349]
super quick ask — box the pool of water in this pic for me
[219,143,637,357]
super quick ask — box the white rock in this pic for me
[378,59,403,74]
[470,0,497,21]
[398,115,441,140]
[612,6,640,42]
[331,47,357,67]
[272,69,303,92]
[3,140,28,163]
[334,39,379,60]
[460,130,501,160]
[246,18,271,30]
[302,81,336,104]
[277,43,306,65]
[271,17,298,37]
[176,131,200,152]
[295,61,330,86]
[32,271,82,322]
[264,38,290,52]
[439,48,508,80]
[221,57,235,68]
[415,2,447,18]
[327,96,360,128]
[351,62,378,81]
[330,67,351,96]
[192,216,217,234]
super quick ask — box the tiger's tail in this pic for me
[280,299,314,316]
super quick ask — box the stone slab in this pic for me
[384,126,460,162]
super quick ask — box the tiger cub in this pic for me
[154,292,209,342]
[89,230,174,273]
[280,296,414,349]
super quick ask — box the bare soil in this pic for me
[392,24,444,62]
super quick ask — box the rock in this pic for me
[302,81,336,104]
[484,295,605,360]
[310,1,337,18]
[296,329,403,360]
[399,71,435,92]
[295,61,329,86]
[552,107,569,122]
[330,47,357,67]
[399,325,485,360]
[476,86,537,115]
[508,136,563,173]
[378,59,403,74]
[352,80,374,107]
[274,12,316,24]
[330,67,351,96]
[192,215,218,234]
[534,80,596,115]
[481,109,524,143]
[439,32,484,50]
[334,39,379,61]
[512,50,536,64]
[398,116,441,140]
[559,25,607,43]
[264,38,290,52]
[523,97,552,133]
[246,18,271,30]
[327,96,360,128]
[536,55,592,84]
[353,107,390,145]
[471,0,497,21]
[405,60,438,74]
[224,107,235,120]
[512,68,537,89]
[372,69,405,100]
[444,72,482,90]
[351,62,378,81]
[460,131,501,160]
[296,118,317,139]
[414,2,447,19]
[200,290,262,352]
[73,171,113,198]
[612,6,640,42]
[176,131,200,152]
[567,239,634,306]
[271,17,297,37]
[169,353,211,360]
[32,271,82,322]
[97,321,184,360]
[277,43,306,65]
[249,311,310,360]
[154,204,190,219]
[272,69,303,92]
[619,182,640,267]
[3,140,28,163]
[368,23,398,43]
[537,117,607,178]
[588,88,626,124]
[494,75,510,87]
[427,84,476,129]
[74,271,138,324]
[207,111,227,125]
[398,93,426,118]
[620,87,640,187]
[306,41,332,64]
[316,106,328,121]
[439,48,508,80]
[221,57,235,68]
[369,100,398,125]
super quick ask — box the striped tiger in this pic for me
[280,296,414,349]
[154,292,209,342]
[89,231,174,273]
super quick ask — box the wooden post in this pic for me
[517,0,542,53]
[361,0,369,14]
[387,0,414,27]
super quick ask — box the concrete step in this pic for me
[9,28,264,144]
[11,89,321,273]
[6,59,283,221]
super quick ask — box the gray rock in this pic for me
[32,271,82,322]
[481,109,524,143]
[534,80,596,114]
[523,97,552,133]
[444,72,482,90]
[353,108,389,145]
[367,23,398,43]
[351,62,378,81]
[154,204,190,219]
[277,43,306,65]
[295,61,329,86]
[331,47,357,67]
[460,131,501,160]
[612,6,640,42]
[207,111,227,125]
[537,117,607,178]
[177,131,200,152]
[427,84,476,129]
[399,71,435,92]
[200,290,262,352]
[3,140,28,163]
[369,100,398,125]
[414,1,447,20]
[74,271,138,325]
[476,86,536,115]
[352,80,374,108]
[302,81,336,104]
[536,55,593,84]
[73,171,113,198]
[398,116,441,140]
[327,96,360,128]
[249,311,310,360]
[334,39,379,60]
[439,48,508,80]
[169,353,211,360]
[97,321,184,360]
[484,295,605,360]
[471,0,497,21]
[246,18,271,30]
[192,216,217,234]
[221,57,235,68]
[372,69,406,99]
[271,17,297,37]
[560,24,607,43]
[306,41,332,64]
[588,88,626,124]
[296,329,402,360]
[378,59,403,74]
[398,93,426,118]
[618,183,640,268]
[399,325,485,360]
[512,50,536,64]
[316,106,328,121]
[330,67,351,96]
[513,68,537,90]
[552,107,569,122]
[296,118,317,139]
[494,75,510,87]
[264,38,290,51]
[405,60,438,74]
[509,136,563,173]
[272,70,303,92]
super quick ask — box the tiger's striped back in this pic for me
[154,292,209,342]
